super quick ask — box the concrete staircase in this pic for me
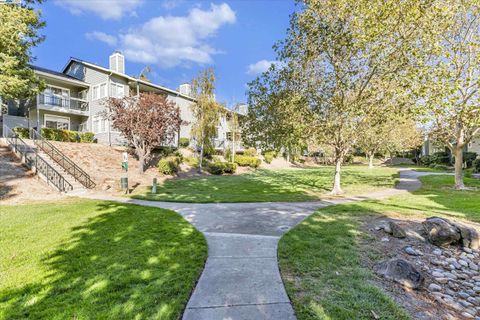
[23,139,86,192]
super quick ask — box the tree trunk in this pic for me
[330,157,344,195]
[453,147,465,189]
[138,153,145,174]
[198,145,204,173]
[368,152,374,169]
[389,152,393,165]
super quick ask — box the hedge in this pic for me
[80,132,95,143]
[234,155,261,168]
[158,156,181,175]
[40,128,95,143]
[243,148,257,157]
[13,127,29,139]
[207,161,237,175]
[420,151,450,166]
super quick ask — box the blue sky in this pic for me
[32,0,296,106]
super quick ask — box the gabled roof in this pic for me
[30,65,89,88]
[62,57,196,102]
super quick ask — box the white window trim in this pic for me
[110,82,125,98]
[44,114,71,130]
[92,115,111,134]
[91,81,108,101]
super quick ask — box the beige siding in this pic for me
[468,137,480,154]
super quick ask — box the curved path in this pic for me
[81,170,435,320]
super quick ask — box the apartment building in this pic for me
[2,52,245,150]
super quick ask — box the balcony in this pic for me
[37,93,89,114]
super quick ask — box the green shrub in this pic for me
[431,151,450,165]
[41,127,53,140]
[179,137,190,148]
[158,146,175,157]
[13,127,29,139]
[158,156,181,175]
[432,164,449,171]
[65,130,78,142]
[243,148,257,157]
[473,158,480,173]
[80,132,95,143]
[463,152,478,168]
[421,151,450,166]
[263,151,276,164]
[344,154,354,164]
[419,155,432,166]
[184,156,199,168]
[207,161,237,175]
[234,155,261,168]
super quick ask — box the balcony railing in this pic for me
[213,139,244,151]
[38,93,89,112]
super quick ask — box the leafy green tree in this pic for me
[244,64,308,162]
[247,0,428,194]
[413,0,480,189]
[381,118,423,165]
[190,68,224,172]
[0,0,45,106]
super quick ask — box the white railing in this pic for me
[38,93,89,112]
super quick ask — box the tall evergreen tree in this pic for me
[0,0,45,107]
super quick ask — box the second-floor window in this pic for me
[92,82,108,100]
[110,83,125,98]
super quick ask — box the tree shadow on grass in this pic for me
[0,201,207,319]
[278,204,410,320]
[383,175,480,223]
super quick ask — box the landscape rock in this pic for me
[374,258,424,289]
[389,221,407,238]
[428,283,442,292]
[423,217,461,247]
[404,246,422,256]
[455,223,480,250]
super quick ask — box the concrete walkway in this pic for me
[79,170,438,320]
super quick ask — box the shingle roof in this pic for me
[30,64,89,87]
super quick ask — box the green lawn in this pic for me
[278,175,480,320]
[132,166,399,203]
[0,200,207,320]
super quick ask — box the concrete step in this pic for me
[9,142,86,192]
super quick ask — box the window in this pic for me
[92,82,108,100]
[93,118,99,133]
[101,119,106,133]
[110,83,125,98]
[44,114,70,130]
[92,86,99,100]
[92,116,109,133]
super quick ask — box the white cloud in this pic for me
[87,3,235,68]
[55,0,143,20]
[161,0,184,10]
[85,31,118,46]
[247,60,280,75]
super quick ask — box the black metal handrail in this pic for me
[30,128,96,189]
[4,126,73,192]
